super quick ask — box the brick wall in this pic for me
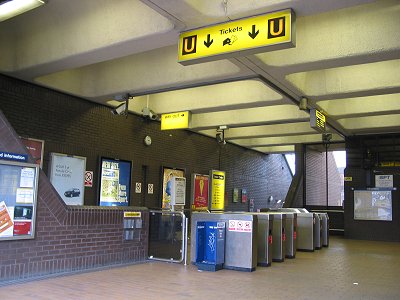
[0,74,292,280]
[0,109,148,282]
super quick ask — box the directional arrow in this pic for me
[204,34,213,48]
[248,25,259,39]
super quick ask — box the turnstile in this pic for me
[317,213,329,247]
[255,213,274,267]
[269,213,286,262]
[284,213,297,258]
[191,212,258,272]
[296,212,315,251]
[313,213,322,250]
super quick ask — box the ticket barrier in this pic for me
[313,213,322,250]
[260,212,286,262]
[252,213,274,267]
[196,221,225,271]
[284,213,297,259]
[317,213,329,247]
[191,212,258,272]
[296,212,315,251]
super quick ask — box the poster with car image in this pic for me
[49,153,86,205]
[99,157,131,206]
[0,160,39,241]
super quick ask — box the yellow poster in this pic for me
[210,170,225,211]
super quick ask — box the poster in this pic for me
[191,174,209,211]
[99,157,132,206]
[242,188,247,203]
[0,160,39,241]
[161,167,185,210]
[20,137,44,168]
[210,170,225,211]
[49,153,86,205]
[233,188,239,203]
[170,177,186,206]
[375,175,393,188]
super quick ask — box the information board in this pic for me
[0,160,39,241]
[354,190,392,221]
[99,157,132,206]
[210,170,225,211]
[49,153,86,205]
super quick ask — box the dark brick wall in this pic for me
[0,74,291,211]
[0,74,292,280]
[344,135,400,242]
[0,109,148,282]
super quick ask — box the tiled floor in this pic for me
[1,236,400,299]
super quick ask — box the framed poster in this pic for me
[20,137,44,168]
[99,157,132,206]
[233,188,239,203]
[0,160,39,241]
[161,166,185,210]
[210,170,225,211]
[191,174,209,211]
[242,188,247,203]
[354,189,392,221]
[49,153,86,205]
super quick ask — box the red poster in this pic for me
[20,138,44,168]
[193,174,209,211]
[13,221,32,235]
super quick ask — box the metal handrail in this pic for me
[148,210,188,264]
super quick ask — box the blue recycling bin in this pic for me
[196,221,225,271]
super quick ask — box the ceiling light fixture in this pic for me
[0,0,46,22]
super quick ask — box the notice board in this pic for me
[354,190,392,221]
[0,160,39,241]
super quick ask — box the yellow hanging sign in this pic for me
[161,111,191,130]
[178,9,295,65]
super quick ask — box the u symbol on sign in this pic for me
[182,35,197,55]
[268,17,285,38]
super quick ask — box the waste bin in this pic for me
[196,221,225,271]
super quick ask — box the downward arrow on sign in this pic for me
[248,25,259,39]
[204,34,213,48]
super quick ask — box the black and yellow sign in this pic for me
[210,170,225,211]
[124,212,141,218]
[178,9,295,65]
[161,111,191,130]
[310,108,326,133]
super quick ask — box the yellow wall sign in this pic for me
[210,170,225,211]
[344,177,353,182]
[161,111,191,130]
[124,212,141,218]
[178,9,295,65]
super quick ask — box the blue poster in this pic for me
[99,158,131,206]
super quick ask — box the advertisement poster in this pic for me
[0,161,39,241]
[20,137,44,168]
[49,153,86,206]
[99,157,131,206]
[191,174,209,211]
[170,177,186,206]
[242,188,248,203]
[210,170,225,211]
[161,167,185,210]
[233,188,239,203]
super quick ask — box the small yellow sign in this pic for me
[178,9,295,65]
[344,177,353,182]
[161,111,191,130]
[210,170,225,211]
[310,108,326,132]
[124,212,141,218]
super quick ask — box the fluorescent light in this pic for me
[0,0,46,22]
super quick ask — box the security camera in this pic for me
[216,133,226,145]
[142,107,158,120]
[322,133,332,143]
[111,101,128,115]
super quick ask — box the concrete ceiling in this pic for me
[1,0,399,154]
